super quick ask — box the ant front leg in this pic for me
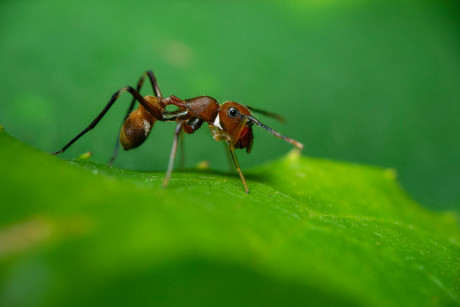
[109,70,162,165]
[227,117,250,193]
[227,140,249,194]
[53,86,162,155]
[209,123,250,193]
[223,142,234,171]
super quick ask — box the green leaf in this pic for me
[0,129,459,307]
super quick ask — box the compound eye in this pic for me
[228,107,240,118]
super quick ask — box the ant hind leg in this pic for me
[53,86,162,156]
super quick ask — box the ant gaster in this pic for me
[53,70,303,193]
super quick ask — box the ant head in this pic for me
[219,102,252,131]
[218,101,304,150]
[218,101,254,152]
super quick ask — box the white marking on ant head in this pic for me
[143,119,151,136]
[212,114,223,130]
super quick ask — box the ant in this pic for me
[53,70,303,193]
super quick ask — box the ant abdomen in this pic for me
[120,96,165,150]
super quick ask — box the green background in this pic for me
[0,0,459,211]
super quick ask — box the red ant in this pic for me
[53,70,303,193]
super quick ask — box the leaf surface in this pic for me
[0,130,458,306]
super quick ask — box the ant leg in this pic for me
[178,129,185,170]
[162,117,203,187]
[163,95,187,108]
[227,141,249,193]
[209,123,249,192]
[109,71,162,165]
[163,121,184,188]
[223,142,233,171]
[145,70,163,98]
[162,109,189,121]
[53,86,162,155]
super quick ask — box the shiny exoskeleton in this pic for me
[53,70,303,193]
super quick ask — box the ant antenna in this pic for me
[245,106,285,123]
[245,115,304,149]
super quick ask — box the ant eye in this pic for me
[228,107,240,118]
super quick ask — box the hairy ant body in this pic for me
[53,70,303,193]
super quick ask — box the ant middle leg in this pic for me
[53,86,162,155]
[109,70,162,165]
[162,117,203,188]
[163,121,184,188]
[178,130,185,170]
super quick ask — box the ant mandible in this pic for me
[53,70,303,193]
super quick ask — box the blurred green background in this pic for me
[0,0,459,211]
